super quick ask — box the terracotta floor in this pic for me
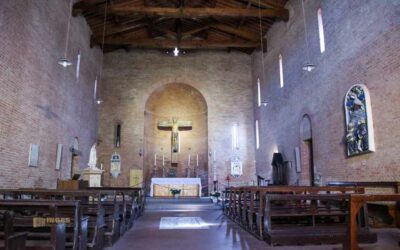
[109,198,400,250]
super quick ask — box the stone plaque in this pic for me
[29,144,39,167]
[55,144,63,170]
[295,147,301,173]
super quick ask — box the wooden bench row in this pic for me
[223,186,377,248]
[0,188,146,250]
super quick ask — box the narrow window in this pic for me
[115,123,121,148]
[317,8,326,53]
[76,52,81,79]
[255,120,260,149]
[279,54,284,88]
[257,78,261,107]
[232,123,239,150]
[93,77,98,100]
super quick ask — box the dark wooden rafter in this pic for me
[73,0,288,52]
[98,38,259,49]
[109,6,288,21]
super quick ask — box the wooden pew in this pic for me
[226,186,365,236]
[0,200,82,250]
[0,187,146,249]
[0,190,114,250]
[328,181,400,227]
[264,193,376,246]
[0,211,28,250]
[347,194,400,250]
[224,186,371,245]
[87,187,146,230]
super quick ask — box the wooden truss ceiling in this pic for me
[73,0,289,53]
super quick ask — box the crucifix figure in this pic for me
[158,118,192,153]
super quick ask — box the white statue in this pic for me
[88,143,97,169]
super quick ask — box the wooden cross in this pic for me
[157,118,192,153]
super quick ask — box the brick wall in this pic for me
[98,50,256,191]
[0,0,102,188]
[252,0,400,184]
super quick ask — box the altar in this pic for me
[150,178,202,197]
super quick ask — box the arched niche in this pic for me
[344,84,375,157]
[144,83,208,189]
[301,115,312,141]
[299,115,315,186]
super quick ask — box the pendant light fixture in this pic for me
[58,0,73,67]
[96,1,108,105]
[173,47,179,57]
[301,0,316,72]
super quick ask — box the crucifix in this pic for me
[157,118,192,153]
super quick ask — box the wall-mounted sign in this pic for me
[110,152,121,178]
[231,155,242,178]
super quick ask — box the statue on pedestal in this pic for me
[81,142,103,187]
[88,143,98,169]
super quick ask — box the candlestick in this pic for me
[196,154,199,166]
[154,153,156,166]
[213,163,217,181]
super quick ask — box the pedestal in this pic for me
[81,168,103,187]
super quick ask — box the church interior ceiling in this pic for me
[73,0,288,53]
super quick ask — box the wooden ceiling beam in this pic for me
[109,6,289,20]
[73,0,105,16]
[247,0,282,9]
[152,27,177,39]
[209,24,258,41]
[99,37,259,49]
[181,26,210,39]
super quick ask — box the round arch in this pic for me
[143,83,208,192]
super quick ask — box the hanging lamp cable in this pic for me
[96,1,108,104]
[258,0,266,83]
[99,0,108,81]
[64,0,73,58]
[301,0,310,63]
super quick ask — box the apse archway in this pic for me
[144,83,208,193]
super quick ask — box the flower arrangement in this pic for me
[170,188,181,196]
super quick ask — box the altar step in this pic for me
[146,197,220,212]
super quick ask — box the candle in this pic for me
[162,154,165,166]
[213,164,217,181]
[213,150,216,162]
[154,153,156,166]
[188,154,191,166]
[196,154,199,166]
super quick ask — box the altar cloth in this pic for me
[150,178,202,197]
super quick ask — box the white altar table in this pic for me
[150,178,202,197]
